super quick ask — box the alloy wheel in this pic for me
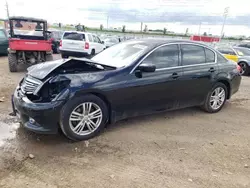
[209,87,226,110]
[69,102,103,136]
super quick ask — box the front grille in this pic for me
[20,76,42,94]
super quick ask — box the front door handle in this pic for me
[172,72,179,79]
[209,67,215,72]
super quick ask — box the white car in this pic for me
[59,31,105,58]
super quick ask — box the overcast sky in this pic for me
[1,0,250,36]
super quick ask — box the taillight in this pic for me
[237,64,241,72]
[85,42,89,49]
[59,40,62,47]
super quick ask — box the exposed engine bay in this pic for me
[19,58,115,103]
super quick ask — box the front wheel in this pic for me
[8,53,18,72]
[201,83,227,113]
[60,95,108,141]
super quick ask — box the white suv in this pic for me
[59,31,105,58]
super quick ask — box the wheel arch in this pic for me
[216,79,231,99]
[238,60,250,66]
[73,90,113,124]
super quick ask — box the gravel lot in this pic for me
[0,55,249,188]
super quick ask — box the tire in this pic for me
[238,62,249,76]
[201,82,227,113]
[91,49,95,56]
[8,53,18,72]
[61,54,68,59]
[46,54,53,61]
[60,94,108,141]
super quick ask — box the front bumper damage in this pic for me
[12,87,66,134]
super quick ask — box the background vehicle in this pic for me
[216,46,250,75]
[102,37,120,48]
[13,39,241,141]
[8,16,53,72]
[49,30,63,54]
[59,31,105,58]
[0,29,8,55]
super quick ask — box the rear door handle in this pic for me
[209,67,215,72]
[172,72,179,79]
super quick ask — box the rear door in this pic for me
[180,44,217,107]
[61,32,85,52]
[92,35,103,53]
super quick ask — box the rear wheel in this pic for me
[46,54,53,61]
[60,94,108,141]
[8,53,18,72]
[201,82,227,113]
[238,62,249,76]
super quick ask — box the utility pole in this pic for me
[140,22,143,33]
[106,14,109,29]
[220,7,229,40]
[5,1,10,19]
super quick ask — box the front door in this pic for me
[120,44,184,117]
[180,44,217,107]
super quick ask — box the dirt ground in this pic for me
[0,55,249,188]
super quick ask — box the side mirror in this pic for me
[101,41,104,44]
[137,63,156,72]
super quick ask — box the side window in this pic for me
[93,35,98,43]
[88,34,93,42]
[181,44,205,66]
[144,44,179,69]
[205,48,215,62]
[97,37,102,43]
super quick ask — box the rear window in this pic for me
[63,32,85,41]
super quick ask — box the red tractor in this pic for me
[8,16,53,72]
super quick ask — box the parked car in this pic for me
[59,31,105,58]
[12,39,241,141]
[49,30,63,54]
[102,37,119,48]
[216,46,250,75]
[0,29,8,55]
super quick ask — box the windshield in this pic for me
[91,40,149,68]
[234,48,250,56]
[11,20,44,36]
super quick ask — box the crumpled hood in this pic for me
[27,58,97,80]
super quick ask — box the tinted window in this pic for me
[205,48,215,62]
[144,45,179,69]
[63,32,85,41]
[181,45,205,65]
[88,34,93,42]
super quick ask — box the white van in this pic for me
[59,31,105,58]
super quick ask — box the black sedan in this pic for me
[12,39,242,140]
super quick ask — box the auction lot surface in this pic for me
[0,55,249,188]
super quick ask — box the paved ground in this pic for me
[0,55,249,188]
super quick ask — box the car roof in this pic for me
[128,38,213,49]
[63,31,92,35]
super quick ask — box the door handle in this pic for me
[209,67,215,72]
[172,72,179,79]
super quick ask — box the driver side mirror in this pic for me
[101,41,104,44]
[137,63,156,72]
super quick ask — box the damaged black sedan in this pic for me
[12,39,241,140]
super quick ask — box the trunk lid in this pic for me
[61,32,86,51]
